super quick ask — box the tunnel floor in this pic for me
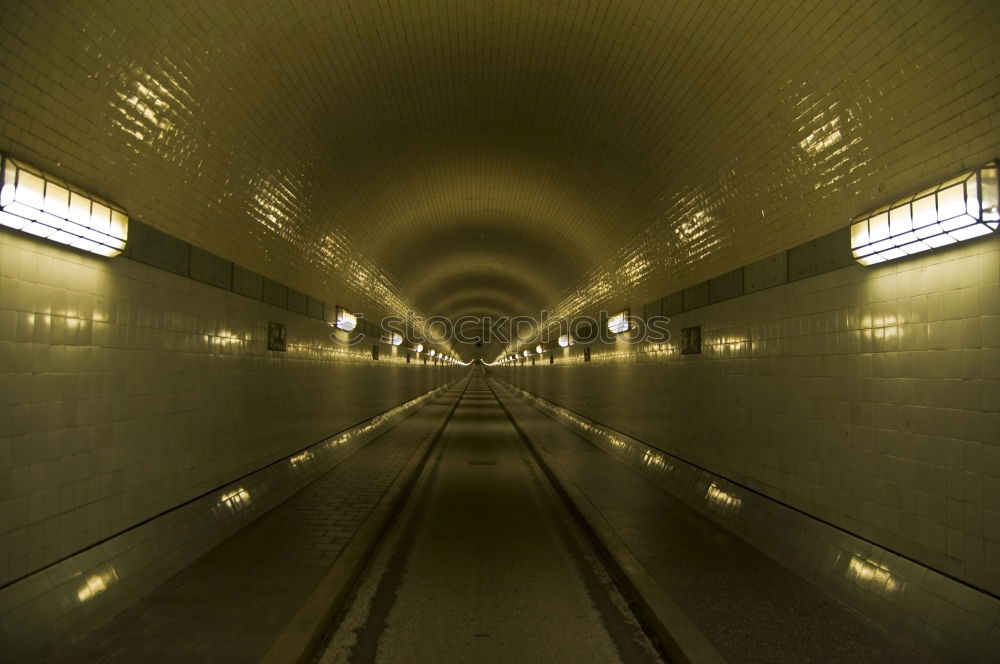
[314,378,663,663]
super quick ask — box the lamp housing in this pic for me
[851,161,998,265]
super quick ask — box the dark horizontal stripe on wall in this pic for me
[642,226,854,318]
[124,219,326,321]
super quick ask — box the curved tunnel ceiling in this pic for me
[1,1,998,360]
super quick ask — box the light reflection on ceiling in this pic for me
[0,1,996,358]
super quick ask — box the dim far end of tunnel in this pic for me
[0,1,999,663]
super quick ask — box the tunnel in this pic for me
[0,1,999,662]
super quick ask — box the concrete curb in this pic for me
[488,378,728,664]
[261,378,470,664]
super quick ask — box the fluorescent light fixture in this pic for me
[851,161,999,265]
[558,334,574,347]
[385,332,403,346]
[414,343,424,352]
[0,155,128,257]
[608,310,630,334]
[335,307,357,332]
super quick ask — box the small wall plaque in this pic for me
[681,326,702,354]
[267,321,286,351]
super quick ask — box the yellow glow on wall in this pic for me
[848,556,898,592]
[851,161,999,265]
[0,156,128,257]
[706,482,742,510]
[220,488,251,511]
[289,450,314,467]
[76,568,119,603]
[642,449,672,472]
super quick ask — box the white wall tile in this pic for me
[502,236,1000,596]
[0,235,459,586]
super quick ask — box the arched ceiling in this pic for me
[1,1,998,360]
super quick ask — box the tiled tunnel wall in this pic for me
[0,230,461,589]
[497,235,1000,599]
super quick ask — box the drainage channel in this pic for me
[311,375,667,664]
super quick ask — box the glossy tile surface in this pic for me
[41,384,466,663]
[493,380,945,663]
[0,234,461,589]
[496,237,1000,600]
[0,2,997,347]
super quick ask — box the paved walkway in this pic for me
[490,379,933,664]
[47,383,467,664]
[315,378,662,663]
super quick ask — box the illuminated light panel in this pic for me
[706,482,742,510]
[851,161,999,265]
[558,334,574,347]
[429,349,436,356]
[0,155,128,257]
[385,332,403,346]
[522,350,530,357]
[608,310,631,334]
[414,343,424,353]
[335,307,357,332]
[76,568,119,603]
[535,344,544,354]
[848,556,899,592]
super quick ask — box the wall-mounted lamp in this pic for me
[608,310,631,334]
[384,332,403,346]
[851,161,998,265]
[335,307,357,332]
[522,350,530,357]
[429,349,436,357]
[535,344,544,354]
[413,343,424,353]
[0,156,128,257]
[558,334,574,347]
